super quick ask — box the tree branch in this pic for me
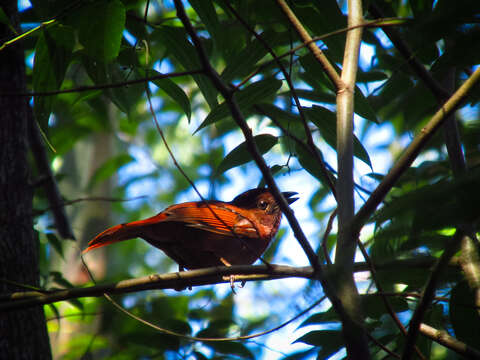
[27,115,75,240]
[332,0,370,358]
[352,65,480,235]
[419,323,480,359]
[1,256,463,312]
[0,70,203,97]
[368,4,449,102]
[222,1,336,199]
[275,0,343,91]
[402,230,464,360]
[1,265,313,311]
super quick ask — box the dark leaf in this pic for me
[217,134,278,174]
[294,330,344,358]
[143,69,192,120]
[46,233,64,258]
[305,105,372,168]
[450,281,480,347]
[33,26,74,129]
[72,0,125,63]
[205,341,254,359]
[88,154,135,189]
[154,26,218,108]
[196,78,283,132]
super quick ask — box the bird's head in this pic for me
[230,188,298,239]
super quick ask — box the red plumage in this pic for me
[83,189,297,270]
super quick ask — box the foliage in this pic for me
[3,0,480,358]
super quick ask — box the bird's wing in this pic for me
[83,202,261,254]
[162,202,260,238]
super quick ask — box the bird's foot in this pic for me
[173,264,192,291]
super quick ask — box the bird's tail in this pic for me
[83,218,154,254]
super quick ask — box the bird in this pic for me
[83,188,298,273]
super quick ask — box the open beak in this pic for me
[282,191,299,205]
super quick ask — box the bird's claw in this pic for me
[225,275,246,294]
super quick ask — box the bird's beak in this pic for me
[282,192,299,205]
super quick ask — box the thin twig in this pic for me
[244,17,407,88]
[358,242,426,360]
[402,231,464,360]
[0,70,203,97]
[275,0,343,91]
[144,83,271,268]
[34,196,147,215]
[223,1,336,199]
[104,291,326,342]
[322,209,337,266]
[366,331,401,359]
[368,4,449,101]
[172,0,321,273]
[28,115,75,239]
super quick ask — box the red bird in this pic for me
[83,188,298,271]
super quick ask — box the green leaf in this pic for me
[450,281,480,347]
[354,85,379,123]
[154,26,218,109]
[217,134,278,174]
[204,341,254,359]
[305,105,372,168]
[48,303,61,327]
[33,26,74,129]
[299,308,340,328]
[283,89,336,105]
[88,154,135,189]
[74,0,126,63]
[361,294,409,319]
[294,330,344,358]
[293,2,346,62]
[196,78,283,132]
[0,7,17,34]
[254,103,305,138]
[299,53,378,123]
[295,142,332,189]
[221,31,287,82]
[49,271,78,293]
[80,54,143,115]
[196,319,235,338]
[46,233,64,259]
[143,69,191,120]
[189,0,220,47]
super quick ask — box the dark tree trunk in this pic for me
[0,1,52,358]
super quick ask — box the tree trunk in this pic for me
[0,1,52,358]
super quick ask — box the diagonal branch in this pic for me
[368,4,449,101]
[352,66,480,236]
[222,1,336,199]
[419,323,480,359]
[364,13,480,356]
[402,230,465,360]
[172,0,321,272]
[275,0,343,91]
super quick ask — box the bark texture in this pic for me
[0,1,52,358]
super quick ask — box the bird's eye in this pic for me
[258,200,268,210]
